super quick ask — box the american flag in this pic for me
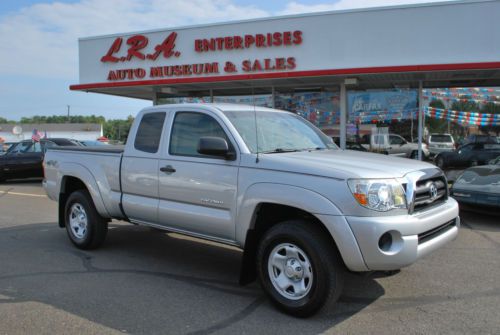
[31,129,43,142]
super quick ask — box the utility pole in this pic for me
[67,105,70,123]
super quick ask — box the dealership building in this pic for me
[70,0,500,155]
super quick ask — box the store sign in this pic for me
[100,31,302,81]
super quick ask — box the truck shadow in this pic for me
[0,222,385,334]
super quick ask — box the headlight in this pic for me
[348,179,407,211]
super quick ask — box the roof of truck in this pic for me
[143,103,288,113]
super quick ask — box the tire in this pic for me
[257,220,344,317]
[410,150,418,159]
[436,156,445,169]
[64,190,108,250]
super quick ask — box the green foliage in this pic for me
[429,99,446,109]
[103,116,134,143]
[427,99,451,135]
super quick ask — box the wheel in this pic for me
[257,220,344,317]
[436,156,445,169]
[64,190,108,249]
[470,160,478,167]
[410,150,418,159]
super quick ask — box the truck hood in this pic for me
[253,149,438,180]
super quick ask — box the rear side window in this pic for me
[134,112,166,153]
[430,135,453,143]
[169,112,230,158]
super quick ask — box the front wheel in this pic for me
[257,220,344,317]
[64,190,108,249]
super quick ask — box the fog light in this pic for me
[378,232,393,252]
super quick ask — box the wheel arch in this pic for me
[57,167,110,227]
[237,183,347,285]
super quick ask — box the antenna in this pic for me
[252,84,259,163]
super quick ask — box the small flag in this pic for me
[31,129,42,142]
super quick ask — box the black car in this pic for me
[0,139,80,182]
[434,143,500,169]
[450,160,500,213]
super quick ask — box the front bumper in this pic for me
[344,198,459,271]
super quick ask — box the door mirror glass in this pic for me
[197,137,234,159]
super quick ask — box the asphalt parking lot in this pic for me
[1,181,499,335]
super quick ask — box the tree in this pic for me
[479,102,500,136]
[426,99,450,135]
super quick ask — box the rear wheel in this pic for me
[257,220,344,317]
[410,150,418,159]
[64,190,108,249]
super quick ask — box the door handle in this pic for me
[160,165,176,173]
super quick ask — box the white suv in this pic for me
[428,133,455,156]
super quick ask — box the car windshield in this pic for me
[431,135,453,143]
[456,169,500,187]
[222,110,336,153]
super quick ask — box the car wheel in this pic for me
[410,150,418,159]
[257,220,344,317]
[64,190,108,250]
[436,156,445,169]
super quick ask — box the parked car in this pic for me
[464,134,498,144]
[450,161,500,212]
[0,139,79,182]
[427,133,455,156]
[434,143,500,169]
[332,137,367,151]
[43,104,459,317]
[1,142,16,155]
[361,133,429,158]
[80,140,110,146]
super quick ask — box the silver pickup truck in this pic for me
[43,103,459,317]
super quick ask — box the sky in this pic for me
[0,0,453,121]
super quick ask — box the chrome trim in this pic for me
[129,219,240,247]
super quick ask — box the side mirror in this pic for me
[197,137,235,160]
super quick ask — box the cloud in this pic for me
[0,0,269,79]
[278,0,453,15]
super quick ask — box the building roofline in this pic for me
[78,0,495,41]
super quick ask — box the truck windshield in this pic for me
[222,110,337,153]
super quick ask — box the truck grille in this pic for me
[418,218,456,244]
[412,175,448,212]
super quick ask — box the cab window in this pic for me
[169,112,232,158]
[134,112,166,153]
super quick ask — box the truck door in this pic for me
[121,112,167,224]
[157,110,239,241]
[388,135,407,157]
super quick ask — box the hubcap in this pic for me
[69,203,88,239]
[267,243,313,300]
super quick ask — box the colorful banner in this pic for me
[425,107,500,126]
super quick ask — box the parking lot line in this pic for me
[0,190,47,198]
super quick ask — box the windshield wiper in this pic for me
[261,148,302,154]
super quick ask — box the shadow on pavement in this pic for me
[0,222,385,334]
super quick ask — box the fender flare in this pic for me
[235,182,343,245]
[57,162,110,219]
